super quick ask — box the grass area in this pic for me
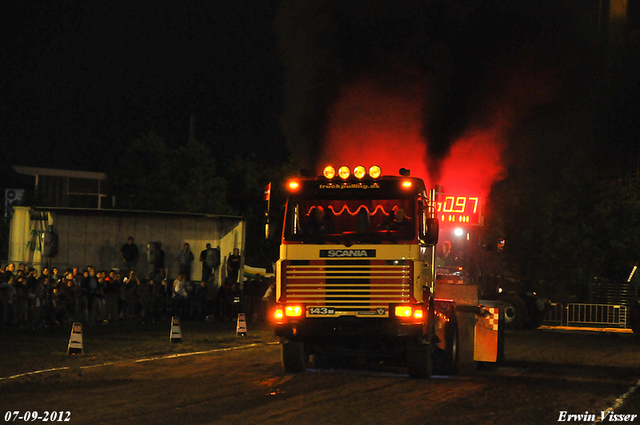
[0,318,278,378]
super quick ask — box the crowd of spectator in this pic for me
[0,261,273,329]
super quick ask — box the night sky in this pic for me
[1,1,285,173]
[2,0,638,187]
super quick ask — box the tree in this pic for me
[171,138,231,215]
[108,131,231,214]
[109,131,173,211]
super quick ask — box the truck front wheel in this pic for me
[503,296,527,330]
[281,340,307,373]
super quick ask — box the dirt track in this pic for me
[1,327,639,425]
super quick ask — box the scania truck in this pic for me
[272,165,500,377]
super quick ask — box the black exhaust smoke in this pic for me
[275,0,574,185]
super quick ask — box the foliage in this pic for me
[172,138,231,215]
[484,28,640,303]
[488,150,640,304]
[108,132,231,215]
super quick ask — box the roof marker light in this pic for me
[323,166,336,179]
[354,165,366,179]
[369,165,381,179]
[288,180,300,190]
[402,180,412,189]
[338,166,350,179]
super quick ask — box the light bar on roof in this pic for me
[353,165,366,179]
[323,166,336,179]
[321,165,383,180]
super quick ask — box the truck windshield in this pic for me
[284,197,417,243]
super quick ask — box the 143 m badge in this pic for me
[308,307,335,315]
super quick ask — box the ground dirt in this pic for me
[1,320,639,425]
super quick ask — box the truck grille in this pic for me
[281,260,413,312]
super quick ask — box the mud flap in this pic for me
[454,308,477,375]
[474,301,503,363]
[281,340,307,373]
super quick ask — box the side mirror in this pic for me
[424,218,439,246]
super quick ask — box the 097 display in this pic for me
[437,195,483,225]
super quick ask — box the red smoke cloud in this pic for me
[438,127,507,197]
[439,66,556,196]
[320,63,555,202]
[320,75,429,182]
[320,75,507,198]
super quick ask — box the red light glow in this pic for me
[288,180,300,190]
[319,67,555,206]
[320,76,429,182]
[319,75,506,198]
[438,127,506,197]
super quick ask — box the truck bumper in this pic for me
[274,317,425,356]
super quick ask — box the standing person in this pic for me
[172,273,189,317]
[175,243,195,282]
[104,272,121,321]
[136,274,151,320]
[261,277,276,321]
[210,245,221,284]
[200,243,221,284]
[204,273,218,320]
[86,268,98,318]
[121,237,139,272]
[51,267,60,284]
[4,263,16,280]
[153,241,165,275]
[122,270,138,318]
[200,244,213,283]
[71,270,87,322]
[227,248,241,285]
[1,276,17,325]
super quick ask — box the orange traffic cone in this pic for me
[170,316,182,343]
[67,322,84,355]
[236,313,247,337]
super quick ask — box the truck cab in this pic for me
[272,165,458,377]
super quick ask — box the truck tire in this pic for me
[407,339,433,379]
[525,297,546,329]
[434,319,458,375]
[281,340,307,373]
[503,296,527,330]
[444,321,459,374]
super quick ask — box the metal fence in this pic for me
[543,303,629,328]
[544,302,564,325]
[566,303,627,327]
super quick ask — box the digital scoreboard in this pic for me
[436,195,483,226]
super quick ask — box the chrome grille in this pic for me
[283,261,412,311]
